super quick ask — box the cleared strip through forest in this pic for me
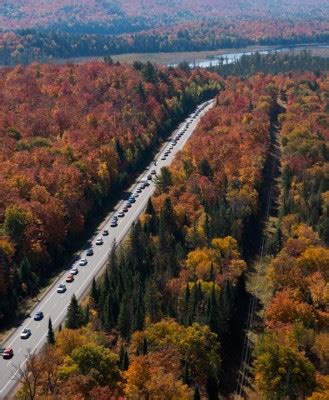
[236,98,284,398]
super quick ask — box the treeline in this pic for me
[254,73,329,399]
[0,61,220,327]
[1,24,329,66]
[213,51,329,77]
[14,74,279,399]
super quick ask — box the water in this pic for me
[182,43,329,68]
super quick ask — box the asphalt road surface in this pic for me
[0,98,215,399]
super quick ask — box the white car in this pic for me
[70,267,79,275]
[79,258,88,266]
[57,283,66,293]
[20,328,31,339]
[96,237,103,245]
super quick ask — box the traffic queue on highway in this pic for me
[1,100,212,363]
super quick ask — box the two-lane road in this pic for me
[0,99,215,399]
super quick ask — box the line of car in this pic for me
[1,101,212,361]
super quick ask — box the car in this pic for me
[86,248,94,256]
[79,258,88,266]
[70,268,79,275]
[128,197,136,204]
[143,180,150,187]
[133,192,139,198]
[165,151,170,156]
[2,348,13,359]
[161,156,166,160]
[20,328,31,339]
[66,274,74,283]
[126,202,132,208]
[117,211,125,218]
[96,237,103,245]
[153,161,157,166]
[122,206,129,213]
[34,311,44,321]
[102,229,109,236]
[136,188,142,193]
[110,220,117,227]
[57,283,66,293]
[147,174,152,180]
[151,169,156,175]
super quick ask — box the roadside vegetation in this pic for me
[0,61,220,328]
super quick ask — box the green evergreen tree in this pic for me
[156,167,173,193]
[142,337,148,355]
[65,294,84,329]
[47,318,55,345]
[144,279,161,323]
[207,284,220,334]
[118,344,129,371]
[118,296,131,339]
[145,198,155,215]
[91,277,99,304]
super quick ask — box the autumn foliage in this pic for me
[0,61,220,325]
[253,72,329,399]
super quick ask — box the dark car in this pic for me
[128,197,136,204]
[126,202,132,208]
[34,311,44,321]
[102,229,109,236]
[86,248,94,256]
[2,348,13,359]
[147,174,152,180]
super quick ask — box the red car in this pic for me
[66,274,74,283]
[2,347,13,359]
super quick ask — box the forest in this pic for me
[1,0,327,32]
[213,51,329,78]
[1,18,329,65]
[0,61,220,327]
[14,71,329,399]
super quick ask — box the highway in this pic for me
[0,98,215,399]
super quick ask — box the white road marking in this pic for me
[0,100,215,397]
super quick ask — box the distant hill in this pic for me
[1,0,328,33]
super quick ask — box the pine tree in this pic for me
[91,277,99,304]
[65,294,84,329]
[131,292,144,333]
[118,297,131,339]
[118,344,129,371]
[207,284,220,334]
[142,337,148,355]
[145,198,155,215]
[47,318,55,345]
[144,279,161,323]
